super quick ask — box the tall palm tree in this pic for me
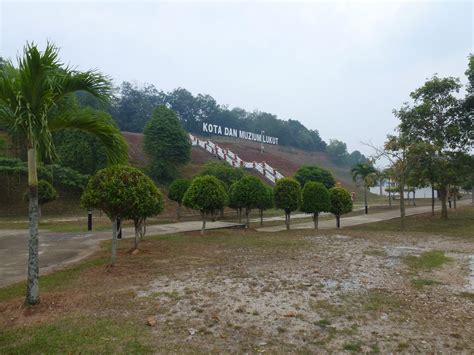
[0,43,128,305]
[351,162,377,214]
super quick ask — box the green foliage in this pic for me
[81,165,164,220]
[199,161,245,189]
[351,163,377,186]
[0,43,128,165]
[273,178,301,213]
[37,180,58,205]
[257,185,274,211]
[328,187,353,217]
[300,182,330,214]
[294,165,336,189]
[0,157,89,192]
[54,129,107,175]
[182,175,228,215]
[403,250,451,271]
[168,179,191,205]
[230,176,267,211]
[24,180,58,205]
[0,136,6,156]
[143,105,191,182]
[326,139,349,165]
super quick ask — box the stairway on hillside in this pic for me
[189,134,284,184]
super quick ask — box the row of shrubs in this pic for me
[78,164,353,265]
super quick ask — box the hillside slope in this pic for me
[123,132,358,190]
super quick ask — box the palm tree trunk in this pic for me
[26,147,40,305]
[111,217,118,265]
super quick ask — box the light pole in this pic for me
[261,130,265,154]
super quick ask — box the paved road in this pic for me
[1,201,471,288]
[0,221,243,288]
[257,199,472,232]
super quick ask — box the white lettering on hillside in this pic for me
[201,122,278,145]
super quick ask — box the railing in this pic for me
[189,134,284,184]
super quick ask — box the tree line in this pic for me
[76,81,367,166]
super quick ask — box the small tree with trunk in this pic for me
[24,180,58,220]
[256,185,274,226]
[229,182,243,223]
[274,178,301,230]
[351,162,377,214]
[81,165,163,263]
[329,187,353,228]
[123,176,164,250]
[300,182,330,229]
[231,176,267,228]
[294,165,336,189]
[182,175,228,234]
[168,178,191,220]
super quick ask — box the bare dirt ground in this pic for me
[134,231,474,353]
[1,208,473,353]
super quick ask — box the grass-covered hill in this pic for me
[123,132,358,191]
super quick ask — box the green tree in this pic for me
[81,165,163,258]
[122,173,164,250]
[54,128,108,175]
[329,187,353,228]
[228,182,244,223]
[351,162,377,214]
[300,182,330,229]
[199,161,245,188]
[0,43,127,305]
[273,178,301,230]
[256,185,274,226]
[182,175,228,234]
[168,178,191,220]
[327,139,349,165]
[231,176,267,228]
[397,75,471,219]
[294,165,336,190]
[143,105,191,183]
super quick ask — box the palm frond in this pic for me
[48,107,128,165]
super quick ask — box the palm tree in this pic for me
[0,43,128,305]
[351,162,377,214]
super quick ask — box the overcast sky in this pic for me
[1,0,472,155]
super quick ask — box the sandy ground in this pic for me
[135,232,474,353]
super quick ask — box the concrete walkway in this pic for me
[257,199,472,232]
[0,220,243,288]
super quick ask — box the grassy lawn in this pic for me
[350,205,474,238]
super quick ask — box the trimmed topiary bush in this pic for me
[168,178,191,220]
[183,175,228,234]
[329,187,353,228]
[300,181,330,229]
[273,178,301,230]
